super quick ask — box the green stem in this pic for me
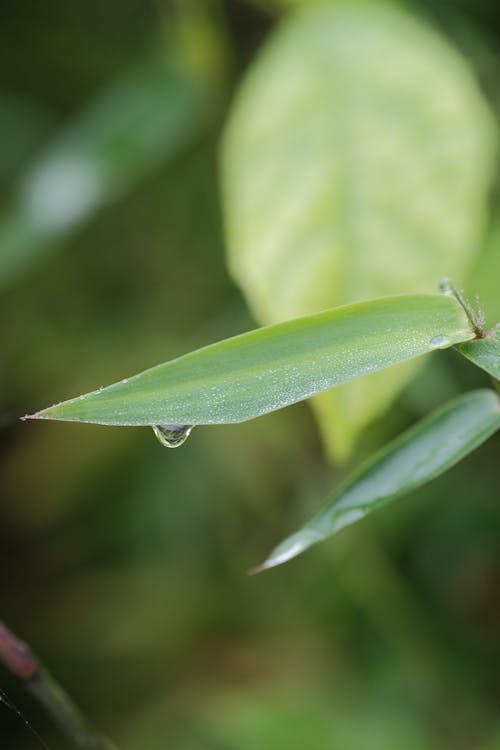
[440,277,486,338]
[0,620,117,750]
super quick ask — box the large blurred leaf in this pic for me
[469,215,500,324]
[0,54,215,288]
[222,0,496,460]
[27,294,472,427]
[256,389,500,571]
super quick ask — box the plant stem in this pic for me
[440,277,486,338]
[0,619,117,750]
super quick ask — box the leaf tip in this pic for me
[20,412,41,421]
[248,529,323,575]
[21,405,68,422]
[247,563,269,577]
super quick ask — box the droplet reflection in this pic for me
[429,334,451,350]
[439,277,454,296]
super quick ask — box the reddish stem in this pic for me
[0,621,39,681]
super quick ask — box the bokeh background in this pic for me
[1,1,500,749]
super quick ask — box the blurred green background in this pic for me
[1,1,500,748]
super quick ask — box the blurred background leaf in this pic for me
[1,1,500,749]
[470,213,500,324]
[222,0,497,460]
[0,94,54,186]
[0,0,229,289]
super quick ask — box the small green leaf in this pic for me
[222,1,496,460]
[255,389,500,572]
[457,327,500,380]
[27,294,472,427]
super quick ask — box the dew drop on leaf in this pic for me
[439,277,454,296]
[429,334,451,349]
[152,424,193,448]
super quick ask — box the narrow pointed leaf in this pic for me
[457,326,500,380]
[257,389,500,572]
[28,294,473,427]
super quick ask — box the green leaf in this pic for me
[0,55,214,288]
[457,326,500,380]
[0,95,53,183]
[221,1,496,460]
[469,217,500,325]
[26,294,472,427]
[255,389,500,572]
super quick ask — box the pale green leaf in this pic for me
[26,294,472,427]
[469,217,500,324]
[222,1,496,460]
[255,389,500,572]
[458,326,500,380]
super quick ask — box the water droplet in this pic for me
[439,277,454,296]
[152,424,193,448]
[429,334,451,349]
